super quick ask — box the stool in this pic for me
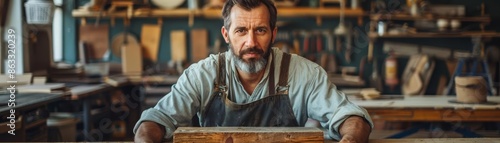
[445,57,494,95]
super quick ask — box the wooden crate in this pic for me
[173,127,324,143]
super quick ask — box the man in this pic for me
[134,0,373,142]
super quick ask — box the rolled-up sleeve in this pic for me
[305,66,373,140]
[133,67,202,139]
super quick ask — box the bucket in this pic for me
[455,76,487,103]
[47,113,80,142]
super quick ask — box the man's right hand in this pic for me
[135,121,166,143]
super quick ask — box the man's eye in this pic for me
[256,29,266,34]
[235,29,245,33]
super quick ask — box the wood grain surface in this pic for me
[174,127,324,143]
[141,24,162,62]
[170,30,187,62]
[79,25,109,59]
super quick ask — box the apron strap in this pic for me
[278,53,291,87]
[268,54,276,95]
[216,53,226,91]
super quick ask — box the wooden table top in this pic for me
[68,83,112,100]
[351,95,500,110]
[0,92,68,114]
[339,138,500,143]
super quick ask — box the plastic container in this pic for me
[47,113,80,142]
[24,0,54,25]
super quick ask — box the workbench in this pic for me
[171,127,499,143]
[65,83,115,141]
[49,75,178,141]
[350,95,500,138]
[0,92,68,142]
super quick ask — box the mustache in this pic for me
[240,47,264,55]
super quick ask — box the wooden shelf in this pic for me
[202,7,364,18]
[370,13,491,23]
[369,31,500,38]
[73,7,365,18]
[73,8,194,18]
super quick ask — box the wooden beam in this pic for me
[174,127,324,143]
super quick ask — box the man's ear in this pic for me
[221,26,230,43]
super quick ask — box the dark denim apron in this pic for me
[200,53,298,127]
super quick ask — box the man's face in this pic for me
[222,4,277,73]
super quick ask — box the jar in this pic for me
[436,19,448,31]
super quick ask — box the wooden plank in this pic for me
[365,138,500,143]
[190,29,208,62]
[366,108,500,122]
[141,24,162,62]
[73,7,364,18]
[369,31,500,38]
[79,25,109,60]
[122,36,143,75]
[370,14,491,23]
[69,84,111,100]
[202,7,364,18]
[174,127,324,143]
[170,30,187,62]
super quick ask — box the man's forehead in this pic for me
[229,4,270,28]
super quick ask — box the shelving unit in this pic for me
[370,14,491,23]
[367,12,500,61]
[72,7,364,26]
[369,31,500,38]
[73,7,364,18]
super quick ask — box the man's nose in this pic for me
[245,32,256,48]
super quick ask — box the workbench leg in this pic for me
[83,98,91,141]
[122,85,145,137]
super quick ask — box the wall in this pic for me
[63,0,500,94]
[2,0,25,74]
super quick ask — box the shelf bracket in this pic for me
[81,18,87,26]
[189,11,195,27]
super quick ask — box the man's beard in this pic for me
[229,45,271,73]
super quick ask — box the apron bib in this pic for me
[200,53,298,127]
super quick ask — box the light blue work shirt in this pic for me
[134,48,373,140]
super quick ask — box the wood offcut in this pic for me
[174,127,324,143]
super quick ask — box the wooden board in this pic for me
[141,24,162,62]
[18,83,68,93]
[79,25,109,60]
[170,30,187,62]
[121,41,142,76]
[190,29,208,63]
[174,127,324,143]
[363,138,500,143]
